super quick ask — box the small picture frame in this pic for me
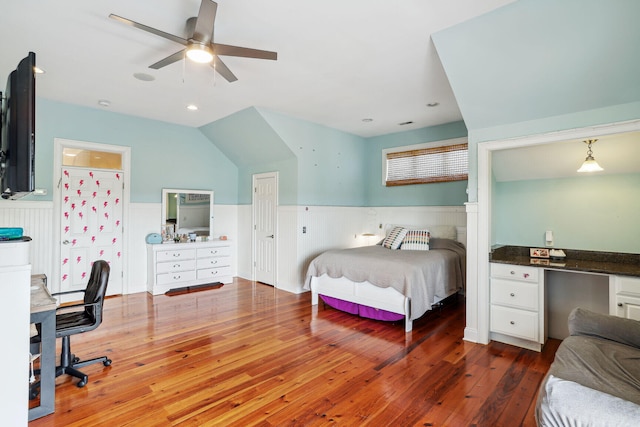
[530,248,549,258]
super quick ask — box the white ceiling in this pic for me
[492,132,640,182]
[0,0,515,138]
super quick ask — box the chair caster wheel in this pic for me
[104,358,112,366]
[77,379,87,388]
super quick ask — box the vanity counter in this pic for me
[490,245,640,277]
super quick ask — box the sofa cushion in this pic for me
[536,374,640,427]
[549,334,640,406]
[569,307,640,349]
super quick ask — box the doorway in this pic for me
[252,172,278,286]
[53,138,130,296]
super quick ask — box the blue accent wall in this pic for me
[34,98,238,203]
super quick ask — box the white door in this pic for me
[60,168,123,295]
[253,172,278,286]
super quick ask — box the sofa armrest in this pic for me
[569,307,640,349]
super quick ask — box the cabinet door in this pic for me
[615,295,640,320]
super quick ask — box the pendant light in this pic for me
[577,139,604,173]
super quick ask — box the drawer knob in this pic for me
[510,292,515,297]
[510,321,515,325]
[523,273,530,278]
[510,271,515,275]
[173,253,181,258]
[618,303,623,307]
[173,275,181,280]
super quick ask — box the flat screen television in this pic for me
[0,52,36,200]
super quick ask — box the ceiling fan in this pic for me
[109,0,277,82]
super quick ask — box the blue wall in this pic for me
[493,173,640,253]
[365,121,468,206]
[34,98,238,204]
[260,109,368,207]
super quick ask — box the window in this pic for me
[384,139,468,186]
[62,148,122,169]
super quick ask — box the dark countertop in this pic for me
[490,245,640,277]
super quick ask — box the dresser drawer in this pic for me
[197,246,231,258]
[196,257,230,269]
[491,305,538,341]
[491,278,538,311]
[197,266,232,281]
[156,259,196,274]
[491,263,538,282]
[156,270,197,286]
[156,249,196,262]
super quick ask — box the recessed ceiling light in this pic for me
[426,102,439,107]
[133,72,155,82]
[98,99,111,107]
[362,118,373,122]
[186,104,198,111]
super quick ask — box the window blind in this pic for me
[385,143,468,186]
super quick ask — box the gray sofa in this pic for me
[536,308,640,426]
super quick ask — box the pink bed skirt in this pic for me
[320,295,405,322]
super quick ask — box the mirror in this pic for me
[161,188,214,239]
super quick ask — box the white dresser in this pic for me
[490,263,546,351]
[147,240,233,295]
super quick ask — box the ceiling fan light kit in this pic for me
[109,0,277,83]
[186,44,214,64]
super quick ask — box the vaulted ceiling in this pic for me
[0,0,513,138]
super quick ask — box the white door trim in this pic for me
[473,118,640,344]
[52,138,131,294]
[252,171,278,287]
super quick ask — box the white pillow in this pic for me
[400,229,430,251]
[428,225,457,241]
[381,226,407,250]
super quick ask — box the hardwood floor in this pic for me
[29,278,559,426]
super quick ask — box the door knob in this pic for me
[267,234,274,238]
[62,240,70,245]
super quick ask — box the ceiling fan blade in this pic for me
[213,43,278,61]
[109,14,189,46]
[192,0,218,44]
[212,56,238,82]
[149,49,186,69]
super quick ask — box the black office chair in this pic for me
[31,260,112,396]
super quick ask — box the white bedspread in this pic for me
[305,238,466,320]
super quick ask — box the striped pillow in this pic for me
[400,229,430,250]
[382,226,407,250]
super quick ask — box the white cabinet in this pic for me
[490,263,546,351]
[147,240,232,295]
[611,276,640,320]
[0,238,31,425]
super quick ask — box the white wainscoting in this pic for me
[270,205,468,294]
[0,200,54,279]
[2,202,466,296]
[128,203,161,294]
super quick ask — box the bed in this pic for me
[305,225,466,332]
